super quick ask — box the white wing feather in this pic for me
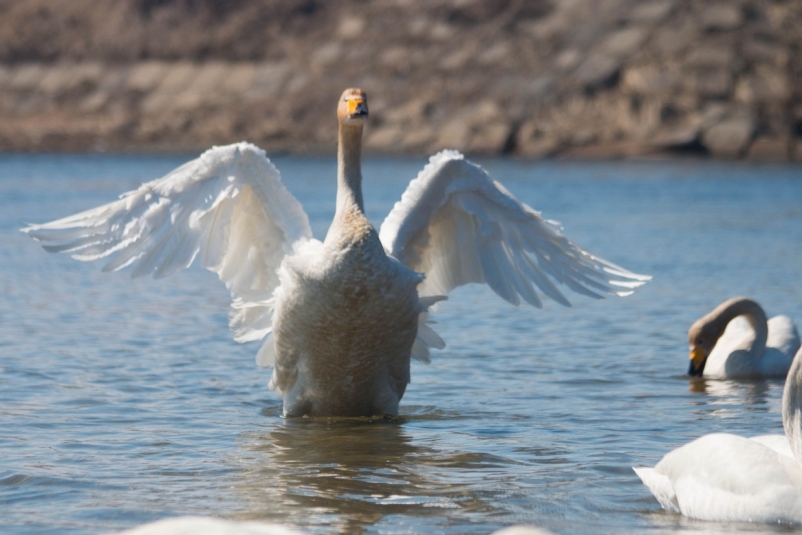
[22,142,312,343]
[379,150,649,306]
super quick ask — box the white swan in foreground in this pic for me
[688,297,800,378]
[635,345,802,523]
[23,88,649,417]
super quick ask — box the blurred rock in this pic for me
[573,55,622,91]
[701,4,743,32]
[601,28,647,58]
[621,65,681,95]
[694,70,733,99]
[629,1,675,24]
[746,137,789,162]
[701,114,756,158]
[686,47,734,70]
[734,67,790,105]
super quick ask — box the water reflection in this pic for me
[644,508,799,534]
[232,415,502,534]
[688,378,779,420]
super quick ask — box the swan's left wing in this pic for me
[22,142,312,345]
[379,150,650,306]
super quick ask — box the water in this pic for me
[1,153,801,535]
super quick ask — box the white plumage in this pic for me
[23,89,649,417]
[635,346,802,524]
[704,315,800,378]
[687,297,800,378]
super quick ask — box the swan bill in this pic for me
[338,88,369,124]
[347,97,368,118]
[688,346,706,376]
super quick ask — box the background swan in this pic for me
[635,345,802,523]
[687,297,800,378]
[23,88,649,417]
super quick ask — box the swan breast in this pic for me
[271,230,423,417]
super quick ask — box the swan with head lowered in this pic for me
[22,88,649,417]
[635,345,802,523]
[688,297,800,378]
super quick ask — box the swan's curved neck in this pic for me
[335,123,365,215]
[710,297,768,356]
[783,348,802,464]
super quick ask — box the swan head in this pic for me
[687,319,723,376]
[337,88,369,126]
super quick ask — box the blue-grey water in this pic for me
[1,153,801,535]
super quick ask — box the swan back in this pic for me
[783,346,802,464]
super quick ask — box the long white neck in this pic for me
[711,297,768,357]
[783,347,802,464]
[335,123,364,216]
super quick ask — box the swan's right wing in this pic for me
[23,142,312,344]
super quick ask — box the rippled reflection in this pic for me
[687,378,780,421]
[232,415,508,533]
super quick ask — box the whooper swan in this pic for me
[688,297,800,378]
[23,88,649,417]
[635,345,802,523]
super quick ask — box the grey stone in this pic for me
[694,70,732,99]
[8,64,46,91]
[742,40,789,69]
[629,1,676,24]
[337,16,366,40]
[601,28,647,58]
[554,49,582,71]
[734,67,790,104]
[653,26,693,56]
[310,42,342,69]
[39,64,77,96]
[574,55,622,91]
[184,62,230,98]
[365,125,404,151]
[250,63,292,98]
[125,62,168,92]
[701,4,743,32]
[686,47,734,70]
[435,116,471,151]
[155,62,200,94]
[746,137,789,161]
[622,65,680,95]
[701,115,756,158]
[651,123,701,149]
[220,64,257,95]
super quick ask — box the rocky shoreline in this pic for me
[0,0,800,160]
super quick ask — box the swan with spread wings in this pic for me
[23,88,649,417]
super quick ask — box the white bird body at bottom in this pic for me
[636,346,802,524]
[635,433,802,523]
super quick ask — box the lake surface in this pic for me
[1,153,801,535]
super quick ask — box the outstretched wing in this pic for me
[379,150,649,307]
[23,142,312,343]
